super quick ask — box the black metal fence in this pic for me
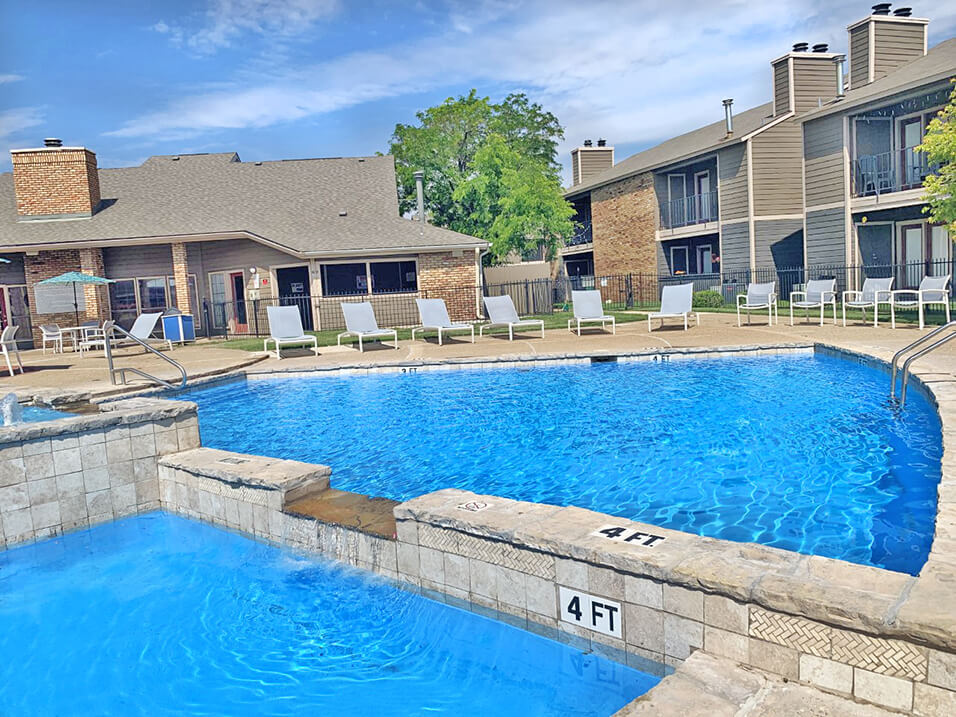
[197,258,954,338]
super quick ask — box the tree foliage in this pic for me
[919,81,956,230]
[388,90,574,261]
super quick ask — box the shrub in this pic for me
[693,290,724,308]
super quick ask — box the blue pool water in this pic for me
[20,404,70,423]
[178,354,942,574]
[0,513,656,715]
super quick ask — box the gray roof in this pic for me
[800,38,956,122]
[565,102,774,197]
[0,152,486,254]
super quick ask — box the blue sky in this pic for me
[2,0,956,183]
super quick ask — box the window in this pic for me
[370,261,416,293]
[169,275,200,321]
[109,280,137,313]
[670,246,689,275]
[210,273,227,328]
[138,277,169,310]
[321,263,367,295]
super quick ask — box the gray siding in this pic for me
[773,60,790,114]
[754,219,804,269]
[579,149,613,182]
[751,120,803,216]
[805,208,846,266]
[849,25,870,89]
[720,222,751,271]
[0,254,25,284]
[571,152,580,185]
[717,144,748,221]
[873,21,925,81]
[792,57,839,113]
[103,244,174,278]
[803,114,845,208]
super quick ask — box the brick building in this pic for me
[0,144,487,345]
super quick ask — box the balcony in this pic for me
[659,191,719,230]
[852,148,939,197]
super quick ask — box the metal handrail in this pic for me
[102,320,188,390]
[891,320,956,406]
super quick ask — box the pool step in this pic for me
[286,489,398,539]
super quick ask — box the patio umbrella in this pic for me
[37,271,114,326]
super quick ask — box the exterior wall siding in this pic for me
[805,208,847,266]
[791,58,839,113]
[418,250,478,321]
[719,222,751,272]
[773,60,790,114]
[590,172,658,276]
[754,219,804,269]
[103,244,175,279]
[752,121,804,216]
[803,115,846,208]
[849,25,870,89]
[873,21,926,81]
[717,145,748,221]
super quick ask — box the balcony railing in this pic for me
[852,148,939,197]
[565,223,593,247]
[660,191,719,230]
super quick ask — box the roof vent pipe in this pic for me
[413,170,426,224]
[872,3,892,15]
[834,55,846,97]
[894,7,912,16]
[723,99,734,136]
[597,139,607,147]
[43,138,62,148]
[812,43,829,52]
[792,42,809,52]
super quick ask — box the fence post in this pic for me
[253,299,260,337]
[524,279,531,315]
[626,274,634,309]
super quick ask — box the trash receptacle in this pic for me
[162,314,195,344]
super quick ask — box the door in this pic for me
[697,245,713,275]
[230,272,247,330]
[695,172,712,222]
[668,174,687,227]
[0,285,34,349]
[671,246,689,275]
[929,226,952,277]
[854,117,892,194]
[899,224,924,288]
[899,117,923,189]
[276,265,313,331]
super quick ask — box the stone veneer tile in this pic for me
[663,614,703,660]
[395,520,418,546]
[79,443,107,470]
[108,461,134,488]
[469,559,497,600]
[625,603,664,653]
[624,575,662,609]
[52,449,82,476]
[525,575,556,619]
[830,628,927,680]
[443,553,469,591]
[853,668,913,712]
[927,649,956,691]
[704,625,749,663]
[750,606,831,657]
[24,453,54,480]
[2,507,33,541]
[663,584,704,621]
[105,439,132,465]
[496,566,526,609]
[914,682,956,716]
[396,543,419,578]
[21,438,51,456]
[83,467,110,493]
[0,483,30,511]
[588,565,624,601]
[30,501,60,530]
[418,547,445,585]
[704,594,749,634]
[27,477,57,505]
[555,558,588,591]
[799,655,853,694]
[749,638,799,680]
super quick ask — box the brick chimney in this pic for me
[847,5,929,90]
[11,140,102,219]
[771,42,844,116]
[570,139,614,186]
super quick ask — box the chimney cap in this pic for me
[792,42,809,52]
[722,98,734,106]
[597,139,607,147]
[894,7,912,16]
[583,139,593,147]
[812,43,829,52]
[43,138,62,148]
[872,3,892,15]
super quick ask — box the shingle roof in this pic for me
[565,102,775,197]
[0,152,486,254]
[800,38,956,122]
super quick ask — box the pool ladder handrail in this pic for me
[103,321,188,390]
[891,320,956,407]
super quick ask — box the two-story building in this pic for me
[802,7,955,290]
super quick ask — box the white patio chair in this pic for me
[479,295,545,341]
[842,277,894,327]
[789,278,837,326]
[891,275,952,330]
[736,282,777,326]
[264,305,319,359]
[412,298,474,345]
[80,312,170,355]
[568,290,615,335]
[648,283,698,331]
[39,324,63,354]
[338,302,398,351]
[1,325,24,377]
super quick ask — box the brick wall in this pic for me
[11,148,101,217]
[79,247,109,320]
[418,250,479,321]
[591,172,658,277]
[170,242,191,312]
[24,250,86,343]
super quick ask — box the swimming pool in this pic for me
[177,354,942,574]
[0,513,656,716]
[21,405,70,423]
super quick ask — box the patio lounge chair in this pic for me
[789,278,837,326]
[80,312,171,355]
[338,302,398,351]
[842,277,894,327]
[39,324,63,354]
[479,295,545,340]
[569,290,615,335]
[412,298,474,345]
[890,274,952,330]
[1,325,24,377]
[264,306,319,359]
[736,282,777,326]
[648,283,698,331]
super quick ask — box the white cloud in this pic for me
[0,107,43,141]
[118,0,956,176]
[0,74,23,84]
[155,0,340,54]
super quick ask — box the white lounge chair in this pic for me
[1,325,24,377]
[648,282,698,331]
[264,306,319,359]
[842,277,894,327]
[338,302,398,351]
[789,278,837,326]
[891,275,952,330]
[39,324,63,354]
[736,282,777,326]
[568,290,615,335]
[479,295,545,340]
[412,298,474,345]
[80,312,171,355]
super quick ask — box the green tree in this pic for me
[388,89,574,261]
[918,82,956,230]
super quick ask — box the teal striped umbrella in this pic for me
[38,271,113,325]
